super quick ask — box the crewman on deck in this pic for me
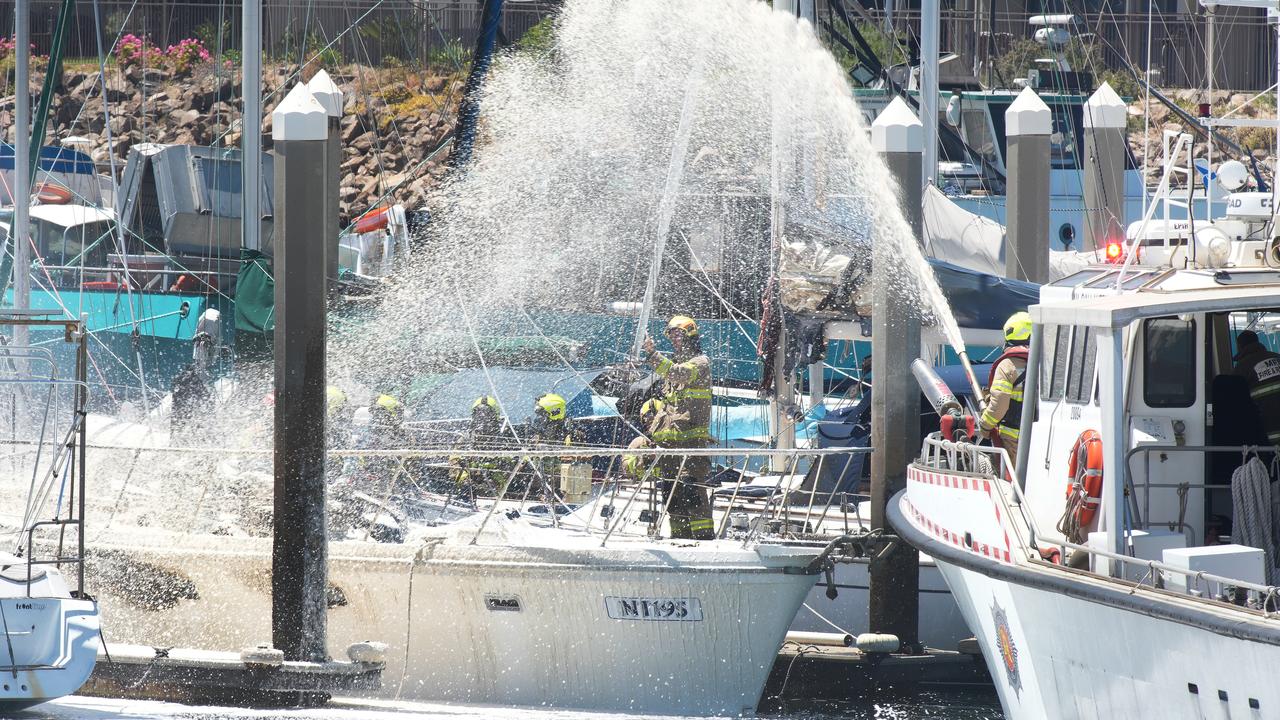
[641,315,716,540]
[451,396,513,498]
[1234,330,1280,447]
[368,394,418,494]
[529,393,573,496]
[980,312,1031,468]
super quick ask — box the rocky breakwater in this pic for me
[20,62,461,224]
[1126,88,1277,189]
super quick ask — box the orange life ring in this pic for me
[32,182,73,205]
[1065,429,1104,527]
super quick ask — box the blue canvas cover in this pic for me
[930,259,1039,331]
[406,366,605,424]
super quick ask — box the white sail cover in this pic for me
[921,185,1093,280]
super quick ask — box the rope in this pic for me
[1231,453,1277,585]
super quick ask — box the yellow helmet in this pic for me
[374,394,403,418]
[665,315,699,337]
[472,395,498,411]
[1003,311,1033,343]
[640,398,665,418]
[326,385,348,414]
[535,393,566,421]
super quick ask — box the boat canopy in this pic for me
[1032,285,1280,329]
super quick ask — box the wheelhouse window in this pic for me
[1143,318,1196,408]
[1066,327,1098,404]
[1042,324,1072,401]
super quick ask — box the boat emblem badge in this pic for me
[991,600,1022,697]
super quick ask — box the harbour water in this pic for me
[32,693,1004,719]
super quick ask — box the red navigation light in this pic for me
[1105,241,1124,262]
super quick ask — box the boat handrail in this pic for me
[919,435,1280,612]
[28,444,873,459]
[919,435,1042,549]
[1127,443,1278,537]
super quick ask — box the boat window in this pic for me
[1043,324,1072,401]
[961,109,1000,169]
[193,155,244,218]
[1085,270,1119,288]
[1143,318,1196,408]
[30,219,63,260]
[1066,327,1098,404]
[1049,104,1082,170]
[66,222,112,267]
[1122,271,1157,290]
[1055,269,1105,287]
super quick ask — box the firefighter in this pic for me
[641,315,715,540]
[368,394,418,494]
[528,392,573,496]
[451,396,513,498]
[980,312,1031,468]
[1234,330,1280,446]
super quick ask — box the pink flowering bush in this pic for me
[115,34,162,69]
[114,34,211,76]
[0,37,36,60]
[166,38,211,75]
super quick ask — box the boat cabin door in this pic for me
[1126,315,1207,544]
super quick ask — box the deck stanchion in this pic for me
[869,97,923,649]
[1082,82,1128,254]
[270,83,330,662]
[1005,88,1052,283]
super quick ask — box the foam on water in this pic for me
[330,0,965,394]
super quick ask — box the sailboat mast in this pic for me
[13,0,31,348]
[920,0,940,187]
[242,0,262,252]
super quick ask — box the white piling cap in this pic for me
[870,96,923,153]
[1081,81,1127,129]
[272,83,328,141]
[1005,87,1052,137]
[307,69,344,118]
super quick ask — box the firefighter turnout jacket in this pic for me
[980,347,1028,449]
[1235,338,1280,446]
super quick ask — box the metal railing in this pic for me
[917,434,1280,615]
[56,441,870,549]
[0,318,91,599]
[1126,443,1276,542]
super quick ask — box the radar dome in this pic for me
[1218,160,1249,192]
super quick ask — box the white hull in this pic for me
[0,597,99,710]
[893,468,1280,719]
[88,523,819,715]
